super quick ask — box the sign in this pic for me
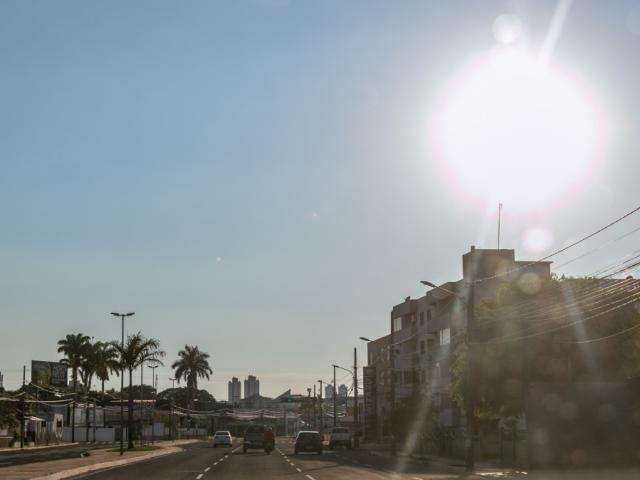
[31,361,68,387]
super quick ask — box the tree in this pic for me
[171,345,213,410]
[57,333,91,393]
[111,333,164,449]
[93,342,119,405]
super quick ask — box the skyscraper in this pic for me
[228,377,241,405]
[338,384,348,398]
[324,384,333,399]
[244,375,260,399]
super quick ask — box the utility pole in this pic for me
[20,366,25,449]
[465,265,477,471]
[318,380,323,432]
[149,364,158,444]
[140,365,144,446]
[169,377,176,441]
[111,311,135,455]
[353,347,359,447]
[313,384,317,428]
[333,366,337,427]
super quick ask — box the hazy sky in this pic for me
[2,0,640,399]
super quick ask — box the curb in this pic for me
[32,443,191,480]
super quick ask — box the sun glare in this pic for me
[431,47,607,213]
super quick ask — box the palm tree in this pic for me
[57,333,91,394]
[171,345,213,410]
[93,342,119,406]
[58,333,90,443]
[111,333,164,449]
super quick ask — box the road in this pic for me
[76,438,457,480]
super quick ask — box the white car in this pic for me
[213,430,232,448]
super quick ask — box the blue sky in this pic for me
[2,0,640,398]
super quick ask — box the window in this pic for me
[439,327,451,345]
[393,317,402,332]
[427,309,432,322]
[419,312,424,325]
[420,340,425,354]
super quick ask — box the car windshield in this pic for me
[4,2,639,480]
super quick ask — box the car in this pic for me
[243,425,265,453]
[213,430,232,448]
[294,430,323,455]
[328,426,352,449]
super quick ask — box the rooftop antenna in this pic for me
[497,203,503,250]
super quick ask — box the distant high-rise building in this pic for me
[244,375,260,398]
[338,384,348,398]
[228,377,241,404]
[324,384,333,399]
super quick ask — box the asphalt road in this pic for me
[75,438,452,480]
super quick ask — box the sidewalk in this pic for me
[0,443,80,454]
[0,440,198,480]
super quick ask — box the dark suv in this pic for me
[294,430,323,455]
[243,425,265,452]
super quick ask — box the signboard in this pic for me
[31,360,68,387]
[363,366,377,438]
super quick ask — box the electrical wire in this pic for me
[473,204,640,284]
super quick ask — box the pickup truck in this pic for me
[328,426,352,449]
[243,425,265,452]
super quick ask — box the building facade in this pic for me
[365,247,552,448]
[244,375,260,399]
[227,377,241,405]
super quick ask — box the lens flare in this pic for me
[429,47,608,214]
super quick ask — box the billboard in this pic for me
[31,360,68,387]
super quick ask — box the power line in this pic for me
[556,321,640,344]
[473,204,640,284]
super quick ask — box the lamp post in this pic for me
[149,364,159,444]
[421,279,475,471]
[111,312,135,455]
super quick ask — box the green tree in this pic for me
[57,333,91,394]
[111,333,164,449]
[171,345,213,410]
[93,341,119,405]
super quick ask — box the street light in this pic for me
[359,336,372,342]
[421,279,475,470]
[111,312,135,455]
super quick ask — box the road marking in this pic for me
[413,477,422,480]
[305,475,316,480]
[196,475,203,480]
[213,462,218,466]
[296,467,302,472]
[204,467,210,472]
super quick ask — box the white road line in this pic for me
[413,477,422,480]
[196,475,203,480]
[305,475,316,480]
[296,467,302,472]
[213,462,218,466]
[204,467,210,472]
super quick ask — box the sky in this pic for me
[1,0,640,399]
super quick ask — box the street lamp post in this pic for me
[111,312,135,455]
[421,279,476,471]
[149,364,159,444]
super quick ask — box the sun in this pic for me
[430,47,607,213]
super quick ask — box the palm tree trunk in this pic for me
[128,368,134,449]
[101,380,105,407]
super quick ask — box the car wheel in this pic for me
[243,446,247,453]
[318,449,323,455]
